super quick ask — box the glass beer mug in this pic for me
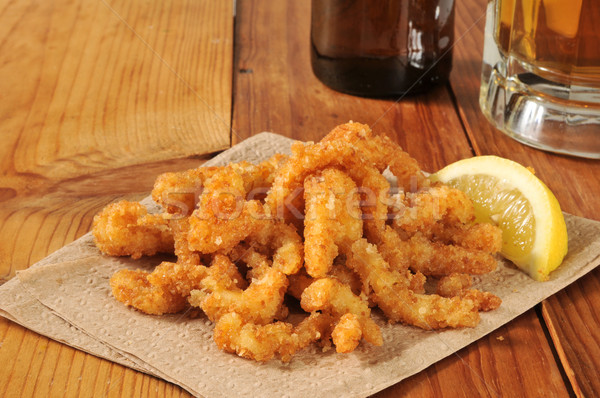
[480,0,600,158]
[310,0,455,97]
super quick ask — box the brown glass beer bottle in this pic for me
[310,0,455,97]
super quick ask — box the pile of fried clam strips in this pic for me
[2,124,600,398]
[94,122,505,362]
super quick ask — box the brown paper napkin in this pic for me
[2,133,600,398]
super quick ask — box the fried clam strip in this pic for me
[346,239,481,329]
[407,233,498,277]
[329,262,365,298]
[303,168,362,278]
[391,185,476,238]
[213,311,333,362]
[287,269,314,300]
[152,166,220,216]
[186,164,304,275]
[372,214,498,279]
[428,223,503,252]
[187,164,267,253]
[436,273,502,312]
[169,217,201,265]
[228,243,272,271]
[265,122,425,223]
[250,222,304,275]
[188,255,288,325]
[390,185,502,263]
[152,155,286,217]
[331,313,363,354]
[189,203,302,275]
[110,261,208,315]
[93,201,173,259]
[366,225,426,293]
[318,122,428,191]
[287,263,365,302]
[247,153,289,197]
[301,278,383,351]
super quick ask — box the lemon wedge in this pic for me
[431,156,568,281]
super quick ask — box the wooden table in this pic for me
[1,0,599,396]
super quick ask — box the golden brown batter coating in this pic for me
[97,121,503,362]
[93,201,173,259]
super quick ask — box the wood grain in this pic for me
[0,0,232,277]
[232,0,571,396]
[542,275,600,397]
[451,0,600,397]
[376,312,569,397]
[0,319,191,397]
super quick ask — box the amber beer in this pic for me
[310,0,455,97]
[494,0,600,87]
[480,0,600,158]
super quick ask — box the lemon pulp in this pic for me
[450,175,534,260]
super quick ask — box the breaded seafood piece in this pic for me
[429,223,503,253]
[301,278,382,346]
[189,201,302,275]
[169,217,201,265]
[347,239,482,330]
[407,233,498,276]
[93,201,173,259]
[188,198,266,254]
[200,253,247,291]
[364,225,426,293]
[437,273,502,312]
[328,262,365,298]
[304,168,362,278]
[189,255,288,325]
[461,289,502,312]
[287,269,315,300]
[436,273,473,297]
[110,261,207,315]
[186,163,266,253]
[228,243,272,271]
[392,185,476,237]
[146,261,209,295]
[111,269,186,315]
[213,311,332,362]
[319,121,427,190]
[187,161,302,259]
[152,155,285,217]
[331,313,363,353]
[266,122,422,223]
[152,166,221,216]
[246,154,289,198]
[250,221,304,275]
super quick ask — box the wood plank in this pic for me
[0,318,192,398]
[0,0,232,277]
[0,0,232,181]
[451,0,600,397]
[541,275,600,397]
[375,312,569,397]
[232,0,569,396]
